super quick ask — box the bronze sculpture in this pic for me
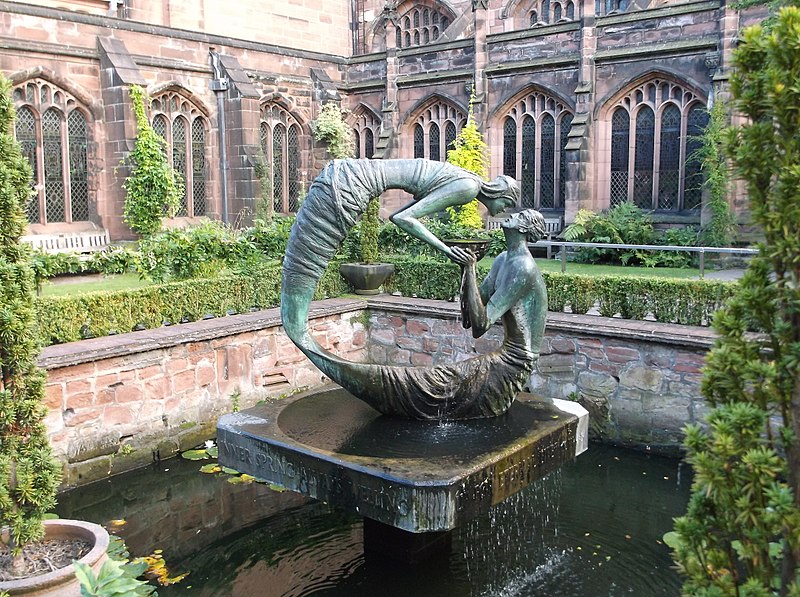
[280,158,547,419]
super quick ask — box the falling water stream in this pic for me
[57,444,689,596]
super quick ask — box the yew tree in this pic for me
[0,74,61,572]
[669,5,800,594]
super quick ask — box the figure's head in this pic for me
[502,208,546,241]
[476,175,520,216]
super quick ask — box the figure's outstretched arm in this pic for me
[390,178,478,262]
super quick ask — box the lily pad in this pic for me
[181,449,210,461]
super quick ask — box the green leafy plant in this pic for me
[253,152,274,224]
[0,74,61,573]
[75,558,155,596]
[695,101,737,248]
[121,85,183,236]
[446,92,489,230]
[670,6,800,594]
[312,102,355,160]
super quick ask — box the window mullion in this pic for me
[652,108,662,210]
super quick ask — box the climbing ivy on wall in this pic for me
[121,85,183,236]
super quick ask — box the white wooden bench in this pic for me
[487,215,563,257]
[21,230,110,255]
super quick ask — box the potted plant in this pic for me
[0,75,108,595]
[313,102,394,294]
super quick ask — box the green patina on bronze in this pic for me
[280,158,548,420]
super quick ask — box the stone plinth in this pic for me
[217,385,588,533]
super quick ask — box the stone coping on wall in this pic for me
[366,295,719,350]
[38,298,367,371]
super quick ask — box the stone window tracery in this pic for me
[396,4,451,48]
[607,79,708,211]
[260,103,303,214]
[529,0,576,26]
[150,91,208,218]
[502,91,573,209]
[12,78,90,225]
[410,100,465,161]
[352,108,381,159]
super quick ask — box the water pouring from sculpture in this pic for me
[280,158,548,420]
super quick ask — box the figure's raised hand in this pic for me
[449,246,476,266]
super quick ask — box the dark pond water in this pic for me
[57,444,689,597]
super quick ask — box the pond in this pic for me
[56,444,689,597]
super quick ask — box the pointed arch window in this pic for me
[410,99,465,161]
[352,108,381,159]
[397,5,451,48]
[261,103,304,214]
[150,91,208,217]
[502,91,574,209]
[607,79,707,211]
[12,79,91,225]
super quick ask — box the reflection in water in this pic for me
[57,445,688,597]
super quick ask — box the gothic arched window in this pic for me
[150,91,208,217]
[607,79,707,210]
[501,91,574,209]
[410,100,465,161]
[352,108,381,159]
[260,103,304,214]
[12,79,91,225]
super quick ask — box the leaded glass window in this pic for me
[521,116,536,208]
[566,2,575,19]
[68,111,89,222]
[172,116,188,216]
[502,90,573,209]
[554,3,562,21]
[503,117,517,177]
[445,121,456,156]
[288,124,301,212]
[610,108,630,207]
[542,0,550,23]
[540,114,556,208]
[684,106,708,210]
[429,123,440,162]
[12,79,95,226]
[414,124,424,158]
[607,79,708,211]
[15,106,39,223]
[191,117,206,216]
[633,107,655,208]
[261,103,305,214]
[150,90,209,217]
[410,99,464,161]
[657,104,681,210]
[273,124,285,214]
[43,108,65,223]
[365,129,374,159]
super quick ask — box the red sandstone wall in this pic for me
[40,300,367,487]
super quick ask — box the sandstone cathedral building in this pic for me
[0,0,764,241]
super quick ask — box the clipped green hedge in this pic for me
[35,262,349,345]
[35,256,737,346]
[385,257,736,326]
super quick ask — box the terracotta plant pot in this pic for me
[0,519,109,597]
[339,262,395,295]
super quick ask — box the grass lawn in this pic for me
[39,273,153,297]
[533,258,701,279]
[36,260,707,298]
